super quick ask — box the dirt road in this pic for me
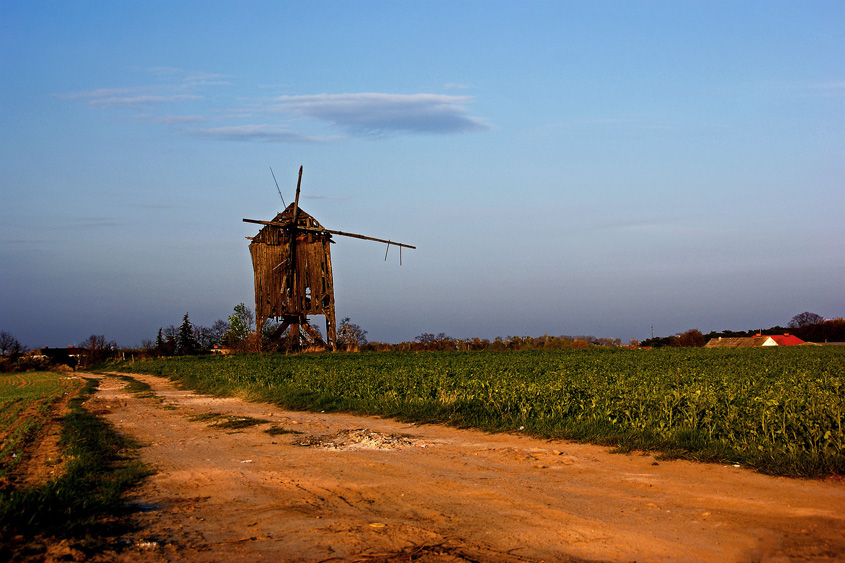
[83,372,845,562]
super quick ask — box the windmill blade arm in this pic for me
[291,165,302,224]
[324,229,416,250]
[244,218,285,227]
[242,218,415,249]
[270,167,286,207]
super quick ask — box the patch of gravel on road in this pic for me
[293,428,421,450]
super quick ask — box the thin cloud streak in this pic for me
[784,79,845,97]
[3,239,50,245]
[66,218,120,229]
[148,114,208,124]
[270,93,490,135]
[142,67,234,88]
[303,194,346,200]
[89,95,201,108]
[190,124,335,143]
[59,87,136,99]
[58,88,201,108]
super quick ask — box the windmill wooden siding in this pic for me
[248,205,336,347]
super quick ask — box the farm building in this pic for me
[705,334,806,348]
[32,346,86,364]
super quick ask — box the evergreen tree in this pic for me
[155,328,164,353]
[177,313,198,355]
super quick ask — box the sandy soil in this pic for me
[80,372,844,563]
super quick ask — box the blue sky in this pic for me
[2,1,843,348]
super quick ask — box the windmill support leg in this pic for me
[326,317,336,351]
[302,322,327,347]
[271,321,291,340]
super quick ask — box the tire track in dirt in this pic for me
[84,372,845,563]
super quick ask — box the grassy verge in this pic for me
[109,347,844,477]
[0,378,152,560]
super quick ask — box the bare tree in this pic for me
[415,333,436,346]
[158,325,178,356]
[0,331,26,358]
[79,334,117,367]
[211,319,229,346]
[193,325,215,351]
[337,318,368,351]
[788,312,824,328]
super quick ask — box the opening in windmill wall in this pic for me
[306,315,327,340]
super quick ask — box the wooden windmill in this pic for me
[243,166,414,350]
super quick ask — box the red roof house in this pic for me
[705,333,806,348]
[764,333,805,346]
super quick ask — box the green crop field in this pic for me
[0,372,84,478]
[113,346,844,477]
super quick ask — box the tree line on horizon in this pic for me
[641,312,845,348]
[2,311,843,372]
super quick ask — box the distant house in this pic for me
[32,346,86,365]
[705,333,806,348]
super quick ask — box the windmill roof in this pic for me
[269,203,325,230]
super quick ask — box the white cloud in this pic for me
[270,93,490,135]
[58,72,490,142]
